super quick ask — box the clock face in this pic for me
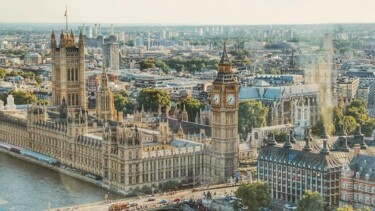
[226,94,235,105]
[213,93,220,104]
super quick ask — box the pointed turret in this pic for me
[217,42,233,74]
[60,30,65,48]
[79,28,85,47]
[51,30,56,50]
[219,42,230,65]
[182,103,188,122]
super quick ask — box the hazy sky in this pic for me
[1,0,375,25]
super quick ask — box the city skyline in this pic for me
[1,0,375,25]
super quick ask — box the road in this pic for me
[51,184,240,211]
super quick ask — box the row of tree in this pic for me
[0,68,42,85]
[235,182,370,211]
[139,58,219,73]
[313,99,375,136]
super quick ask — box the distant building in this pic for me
[244,41,265,50]
[239,83,320,138]
[337,77,359,104]
[341,154,375,210]
[51,31,86,109]
[368,81,375,108]
[258,129,342,209]
[0,55,8,65]
[24,52,42,65]
[103,43,120,70]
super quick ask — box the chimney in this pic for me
[267,133,277,146]
[354,144,361,156]
[303,136,311,152]
[320,139,330,155]
[283,134,292,149]
[320,124,329,139]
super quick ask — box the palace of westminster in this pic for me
[0,31,240,192]
[1,29,375,209]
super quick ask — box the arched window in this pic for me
[71,94,75,106]
[67,68,70,81]
[75,69,78,81]
[71,69,74,81]
[68,94,71,105]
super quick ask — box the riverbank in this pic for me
[0,148,127,196]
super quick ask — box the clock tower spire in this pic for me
[209,43,239,183]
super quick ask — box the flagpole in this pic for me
[65,4,68,32]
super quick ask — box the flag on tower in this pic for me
[64,5,67,17]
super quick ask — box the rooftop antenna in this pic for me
[64,4,68,32]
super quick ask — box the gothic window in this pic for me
[67,68,70,81]
[76,93,79,105]
[68,94,71,105]
[75,69,78,81]
[343,183,348,189]
[72,94,75,106]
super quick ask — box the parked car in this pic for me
[147,197,156,201]
[129,202,138,207]
[160,199,169,204]
[284,204,297,210]
[173,197,181,202]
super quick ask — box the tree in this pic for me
[137,88,171,112]
[139,59,155,70]
[235,181,271,211]
[362,118,375,137]
[162,180,180,191]
[296,190,324,211]
[273,131,288,143]
[341,116,357,134]
[1,90,37,105]
[238,100,268,138]
[312,118,335,136]
[155,60,169,73]
[345,99,368,124]
[114,93,134,116]
[336,205,362,211]
[178,97,201,122]
[0,68,6,79]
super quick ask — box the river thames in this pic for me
[0,152,122,211]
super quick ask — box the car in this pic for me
[173,197,181,202]
[147,197,156,201]
[183,198,191,204]
[284,204,297,211]
[160,199,169,204]
[129,202,138,207]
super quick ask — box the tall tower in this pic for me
[51,30,86,109]
[96,67,116,121]
[210,43,239,182]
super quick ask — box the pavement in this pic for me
[50,184,240,211]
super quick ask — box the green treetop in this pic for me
[296,190,324,211]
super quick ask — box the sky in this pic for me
[1,0,375,25]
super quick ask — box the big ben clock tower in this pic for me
[210,43,239,182]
